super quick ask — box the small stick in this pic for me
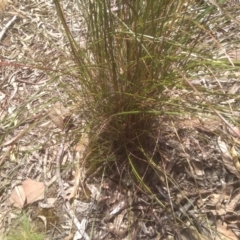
[0,16,18,42]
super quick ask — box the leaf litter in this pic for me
[1,0,240,239]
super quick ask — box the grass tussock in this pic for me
[53,0,238,189]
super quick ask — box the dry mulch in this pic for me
[1,1,240,240]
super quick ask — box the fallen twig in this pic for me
[0,15,18,42]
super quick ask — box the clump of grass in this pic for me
[6,213,45,240]
[51,0,240,238]
[53,0,237,188]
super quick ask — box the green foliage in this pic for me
[6,213,45,240]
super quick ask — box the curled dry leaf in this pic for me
[8,185,26,209]
[217,137,240,178]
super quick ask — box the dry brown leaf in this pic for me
[8,185,26,209]
[216,222,238,240]
[48,101,71,130]
[22,178,45,204]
